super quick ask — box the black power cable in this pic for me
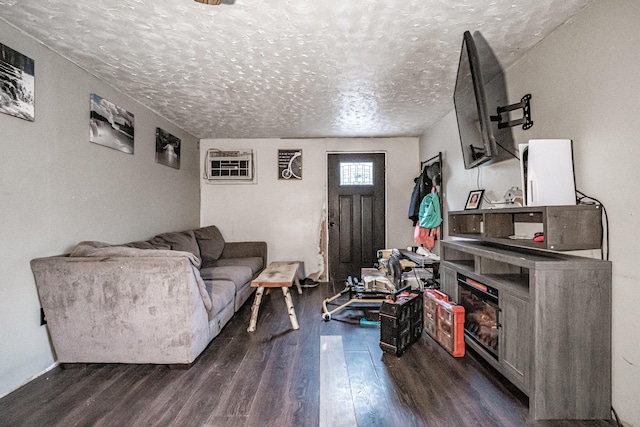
[576,190,609,261]
[611,405,623,427]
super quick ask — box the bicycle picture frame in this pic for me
[278,149,302,180]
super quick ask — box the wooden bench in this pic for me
[247,261,302,332]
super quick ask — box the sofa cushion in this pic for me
[194,226,225,267]
[213,257,264,276]
[204,279,236,317]
[200,266,253,292]
[153,231,201,260]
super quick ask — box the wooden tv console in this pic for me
[441,206,611,420]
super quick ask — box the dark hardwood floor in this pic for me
[0,282,615,427]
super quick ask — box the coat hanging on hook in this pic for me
[414,191,442,250]
[408,167,433,226]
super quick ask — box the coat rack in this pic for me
[410,152,443,227]
[423,152,443,217]
[420,152,442,191]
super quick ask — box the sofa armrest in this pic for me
[30,255,210,365]
[220,241,267,268]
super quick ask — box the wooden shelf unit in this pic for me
[440,240,612,420]
[449,205,603,251]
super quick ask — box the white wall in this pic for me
[200,138,420,280]
[419,111,522,240]
[0,21,200,398]
[420,0,640,424]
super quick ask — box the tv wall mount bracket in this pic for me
[491,94,533,130]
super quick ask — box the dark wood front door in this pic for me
[328,153,386,281]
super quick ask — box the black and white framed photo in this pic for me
[465,189,484,210]
[0,43,35,121]
[155,127,181,169]
[278,149,302,180]
[89,93,134,154]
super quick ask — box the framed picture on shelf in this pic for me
[465,189,484,210]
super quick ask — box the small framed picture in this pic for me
[465,189,484,210]
[155,127,181,169]
[278,149,302,180]
[89,93,134,154]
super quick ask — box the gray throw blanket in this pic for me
[69,241,212,312]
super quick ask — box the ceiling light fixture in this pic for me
[194,0,222,5]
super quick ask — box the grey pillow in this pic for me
[194,226,225,266]
[152,230,201,260]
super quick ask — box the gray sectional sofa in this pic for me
[30,225,266,367]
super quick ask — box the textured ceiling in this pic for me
[0,0,591,139]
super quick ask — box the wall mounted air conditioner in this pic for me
[206,149,254,181]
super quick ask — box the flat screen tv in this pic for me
[454,31,517,169]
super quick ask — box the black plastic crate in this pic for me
[379,292,423,356]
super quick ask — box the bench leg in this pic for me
[294,277,303,295]
[282,287,299,330]
[247,287,265,332]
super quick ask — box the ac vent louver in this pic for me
[206,149,254,181]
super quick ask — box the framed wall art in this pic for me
[0,43,35,121]
[89,93,134,154]
[155,127,180,169]
[278,149,302,180]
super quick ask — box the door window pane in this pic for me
[340,162,373,186]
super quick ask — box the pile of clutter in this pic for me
[371,247,440,292]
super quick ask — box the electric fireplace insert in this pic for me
[457,274,499,358]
